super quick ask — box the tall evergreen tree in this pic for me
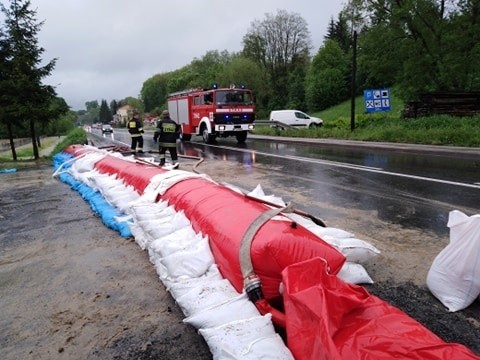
[0,0,57,160]
[99,99,111,124]
[0,19,18,159]
[109,99,118,117]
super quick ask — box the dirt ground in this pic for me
[0,158,479,359]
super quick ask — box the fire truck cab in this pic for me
[167,85,255,144]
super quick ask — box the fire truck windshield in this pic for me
[215,90,253,106]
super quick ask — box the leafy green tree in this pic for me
[189,50,230,88]
[0,0,57,160]
[38,96,70,136]
[81,100,100,124]
[242,9,312,110]
[85,100,99,111]
[141,73,169,112]
[285,54,310,111]
[352,0,480,101]
[305,40,349,111]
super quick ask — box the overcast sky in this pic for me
[23,0,346,110]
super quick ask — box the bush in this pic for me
[51,127,87,155]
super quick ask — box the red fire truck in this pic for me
[167,85,255,143]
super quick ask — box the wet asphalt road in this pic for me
[94,129,480,238]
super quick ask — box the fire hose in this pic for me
[239,203,295,328]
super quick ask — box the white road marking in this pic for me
[209,144,480,190]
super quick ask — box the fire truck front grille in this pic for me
[214,113,255,124]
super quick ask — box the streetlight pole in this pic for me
[350,30,357,132]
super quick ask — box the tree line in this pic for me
[139,1,480,119]
[1,0,479,161]
[0,0,74,160]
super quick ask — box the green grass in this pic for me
[51,127,87,155]
[253,95,480,147]
[0,128,87,170]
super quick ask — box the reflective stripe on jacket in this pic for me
[127,118,143,136]
[154,117,179,147]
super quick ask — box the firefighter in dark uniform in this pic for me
[154,110,180,168]
[127,110,144,153]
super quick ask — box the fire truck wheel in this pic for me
[235,131,248,143]
[201,126,215,144]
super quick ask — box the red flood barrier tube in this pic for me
[64,145,479,360]
[282,257,480,360]
[160,177,346,301]
[90,151,346,303]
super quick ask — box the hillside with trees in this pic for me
[2,0,479,155]
[139,1,480,119]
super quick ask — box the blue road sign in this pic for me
[364,89,391,113]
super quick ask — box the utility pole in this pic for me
[350,30,357,132]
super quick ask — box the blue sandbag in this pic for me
[0,168,17,173]
[53,151,132,238]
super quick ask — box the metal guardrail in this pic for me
[0,138,32,151]
[253,120,297,130]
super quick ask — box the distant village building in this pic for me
[115,105,158,128]
[116,105,134,125]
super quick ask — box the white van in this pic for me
[269,110,323,128]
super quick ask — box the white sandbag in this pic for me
[166,264,223,299]
[337,262,374,284]
[247,184,286,207]
[160,237,214,279]
[130,200,169,218]
[142,211,190,239]
[138,214,174,231]
[71,152,106,173]
[147,227,199,266]
[149,227,201,258]
[176,279,240,317]
[107,191,140,211]
[335,237,380,264]
[309,226,355,239]
[128,221,150,250]
[90,174,123,193]
[184,292,260,329]
[427,210,480,312]
[132,205,176,221]
[199,314,294,360]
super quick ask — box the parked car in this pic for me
[269,110,323,128]
[102,124,113,134]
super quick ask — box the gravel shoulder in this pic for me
[0,165,211,360]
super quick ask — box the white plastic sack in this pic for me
[160,237,214,279]
[130,200,169,218]
[335,237,380,264]
[427,210,480,312]
[184,292,260,329]
[149,227,201,258]
[247,184,286,207]
[199,314,294,360]
[176,279,240,317]
[166,264,223,299]
[142,211,190,239]
[337,262,374,284]
[71,152,106,173]
[128,221,150,250]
